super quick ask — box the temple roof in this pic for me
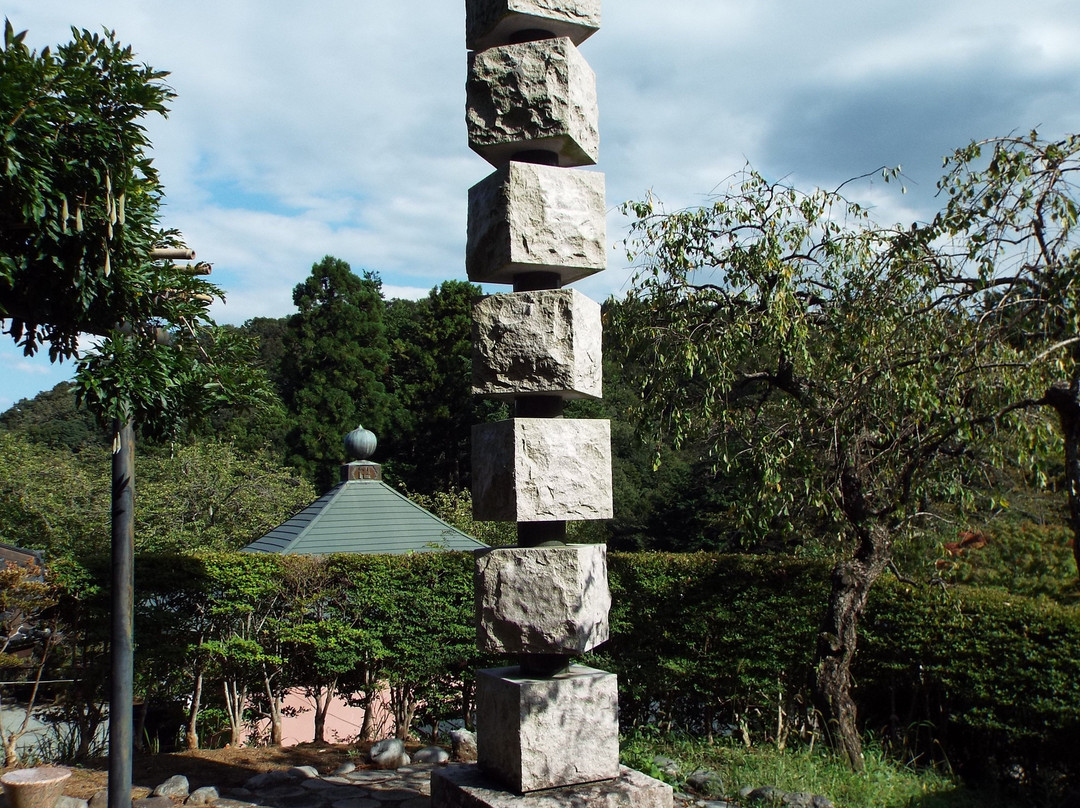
[242,479,487,555]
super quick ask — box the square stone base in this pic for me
[431,764,673,808]
[477,665,618,792]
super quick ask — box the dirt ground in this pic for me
[12,742,400,801]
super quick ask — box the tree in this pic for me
[281,257,392,490]
[1,21,191,359]
[929,132,1080,579]
[383,280,502,492]
[0,382,107,451]
[2,24,271,802]
[136,440,315,553]
[0,558,61,765]
[614,168,1018,769]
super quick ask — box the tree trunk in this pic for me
[261,666,283,746]
[3,632,54,766]
[812,522,892,772]
[312,680,336,744]
[185,667,204,750]
[1044,376,1080,577]
[358,691,375,742]
[223,680,246,747]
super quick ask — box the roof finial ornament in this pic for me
[344,424,377,461]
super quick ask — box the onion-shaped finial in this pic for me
[344,425,377,461]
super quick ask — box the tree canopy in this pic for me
[613,163,1044,769]
[280,256,392,490]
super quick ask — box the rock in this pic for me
[412,746,450,764]
[472,418,613,522]
[331,761,356,776]
[466,37,599,169]
[286,766,319,780]
[450,728,478,762]
[370,738,410,769]
[475,544,611,655]
[88,789,108,808]
[476,665,619,792]
[467,169,607,287]
[243,770,295,790]
[465,0,602,52]
[747,786,783,804]
[685,768,723,796]
[153,775,190,798]
[132,797,173,808]
[57,797,88,808]
[652,755,679,779]
[185,786,219,805]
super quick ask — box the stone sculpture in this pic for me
[430,2,673,806]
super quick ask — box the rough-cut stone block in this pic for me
[466,0,601,52]
[473,289,601,398]
[475,545,610,655]
[467,38,598,168]
[468,165,605,286]
[472,418,612,522]
[476,666,619,792]
[432,764,673,808]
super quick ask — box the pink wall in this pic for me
[252,689,395,746]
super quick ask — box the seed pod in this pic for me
[117,193,126,225]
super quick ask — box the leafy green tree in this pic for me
[1,21,176,359]
[0,432,110,556]
[0,558,61,765]
[281,257,392,490]
[136,440,315,553]
[613,168,1019,769]
[929,132,1080,578]
[0,382,107,451]
[0,432,311,558]
[383,280,501,492]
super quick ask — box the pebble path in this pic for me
[114,764,727,808]
[197,765,434,808]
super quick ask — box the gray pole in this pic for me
[108,419,134,808]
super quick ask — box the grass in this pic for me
[619,730,1032,808]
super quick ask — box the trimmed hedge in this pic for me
[592,553,1080,772]
[50,550,1080,768]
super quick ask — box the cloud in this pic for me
[7,0,1080,405]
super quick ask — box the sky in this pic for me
[4,0,1080,410]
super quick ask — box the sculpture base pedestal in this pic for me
[431,764,672,807]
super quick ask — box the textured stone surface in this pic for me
[473,289,601,398]
[475,545,610,654]
[472,418,612,522]
[467,38,598,168]
[468,165,605,285]
[451,728,479,762]
[475,665,619,792]
[152,775,190,798]
[432,764,673,807]
[466,0,601,51]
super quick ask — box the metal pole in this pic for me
[108,419,134,808]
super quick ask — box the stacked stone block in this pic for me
[431,2,671,806]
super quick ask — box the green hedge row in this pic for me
[51,550,1080,767]
[590,552,1080,771]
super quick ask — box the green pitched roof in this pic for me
[242,479,487,555]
